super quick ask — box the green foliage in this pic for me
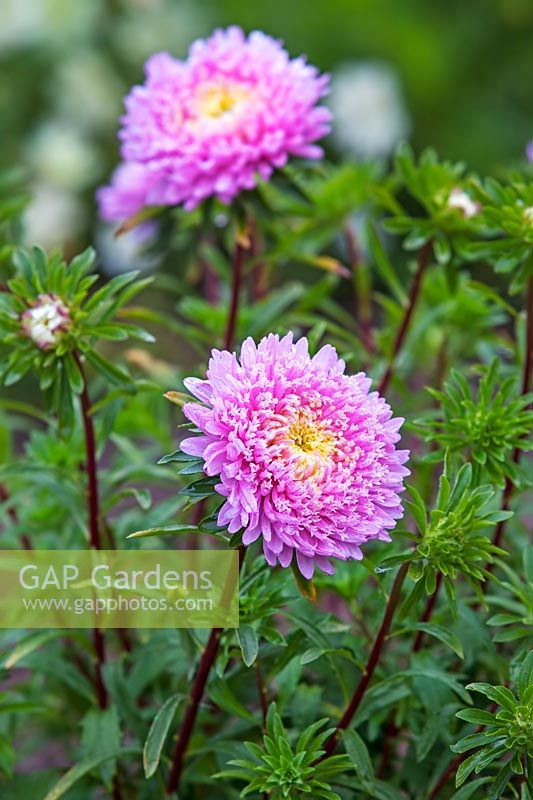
[0,139,531,800]
[486,547,533,654]
[0,169,28,266]
[377,145,483,264]
[465,176,533,292]
[452,653,533,794]
[419,361,533,487]
[0,246,153,426]
[217,704,352,799]
[392,460,510,615]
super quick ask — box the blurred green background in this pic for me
[0,0,531,256]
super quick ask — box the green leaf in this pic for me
[465,683,517,713]
[455,709,497,726]
[455,741,508,787]
[406,484,428,534]
[342,729,375,789]
[80,706,122,786]
[291,559,317,602]
[127,524,200,540]
[518,651,533,698]
[488,763,513,800]
[366,220,407,304]
[4,631,65,669]
[209,680,256,722]
[402,669,472,704]
[83,349,134,388]
[43,748,140,800]
[450,777,491,800]
[236,625,259,668]
[143,694,182,779]
[406,623,464,658]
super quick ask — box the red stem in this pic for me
[166,626,223,793]
[167,230,250,794]
[320,562,409,760]
[167,547,245,794]
[255,661,268,728]
[428,752,465,799]
[344,224,375,356]
[378,241,432,396]
[412,572,443,652]
[224,238,245,351]
[250,219,267,302]
[74,353,108,712]
[428,707,497,799]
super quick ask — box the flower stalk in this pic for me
[320,562,409,760]
[167,231,250,794]
[224,236,246,351]
[344,223,375,357]
[378,240,432,395]
[74,352,108,711]
[166,546,246,795]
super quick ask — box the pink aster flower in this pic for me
[97,162,162,223]
[180,333,409,578]
[98,26,331,218]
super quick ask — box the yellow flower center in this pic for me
[284,415,336,480]
[288,420,334,457]
[198,83,250,119]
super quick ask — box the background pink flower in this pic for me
[181,333,409,578]
[98,26,331,218]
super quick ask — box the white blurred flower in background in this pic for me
[0,0,44,48]
[329,61,411,160]
[115,0,212,65]
[0,0,101,50]
[24,182,85,250]
[52,50,124,132]
[26,120,101,191]
[95,224,161,277]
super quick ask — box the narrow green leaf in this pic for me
[406,623,464,658]
[44,748,140,800]
[236,625,259,668]
[342,729,375,789]
[127,524,200,540]
[143,694,182,779]
[4,631,64,669]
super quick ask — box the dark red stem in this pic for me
[428,752,465,799]
[166,547,245,794]
[250,219,267,302]
[320,562,409,760]
[255,661,268,728]
[378,241,432,396]
[224,238,245,351]
[344,224,375,356]
[166,626,223,793]
[74,353,108,711]
[0,484,32,549]
[413,572,443,652]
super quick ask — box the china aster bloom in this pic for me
[98,26,331,218]
[447,187,481,219]
[21,293,71,350]
[180,333,409,578]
